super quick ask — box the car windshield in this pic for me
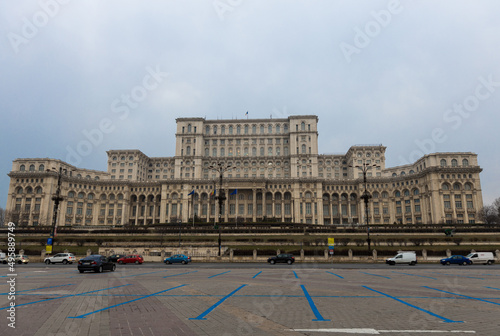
[81,256,100,261]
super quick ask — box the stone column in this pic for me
[422,249,427,261]
[348,249,353,260]
[372,249,377,261]
[253,249,257,261]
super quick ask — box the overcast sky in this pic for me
[1,0,500,209]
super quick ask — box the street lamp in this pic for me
[351,162,376,252]
[209,162,232,257]
[46,167,67,254]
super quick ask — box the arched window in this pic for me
[252,125,256,134]
[68,191,75,198]
[205,126,210,135]
[29,164,35,171]
[118,194,124,200]
[100,194,107,200]
[26,186,33,194]
[372,192,379,199]
[395,191,401,197]
[260,125,264,134]
[276,124,281,133]
[39,164,45,171]
[404,189,410,196]
[252,147,257,156]
[301,144,306,154]
[109,194,115,201]
[301,122,305,131]
[451,159,458,167]
[186,146,191,155]
[382,191,388,198]
[462,159,469,167]
[453,183,461,190]
[187,124,192,133]
[237,125,241,134]
[442,183,450,190]
[78,192,85,199]
[221,126,225,135]
[16,187,23,194]
[88,193,94,200]
[392,173,397,177]
[229,125,234,134]
[413,188,419,195]
[213,126,217,134]
[35,187,43,194]
[268,147,273,156]
[244,125,249,134]
[440,159,447,167]
[305,192,312,199]
[20,165,25,171]
[464,183,472,190]
[268,124,272,133]
[260,147,264,156]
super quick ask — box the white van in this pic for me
[386,251,417,265]
[466,252,495,265]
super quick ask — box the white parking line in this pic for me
[288,329,476,334]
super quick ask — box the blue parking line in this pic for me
[423,286,500,306]
[68,284,187,319]
[252,271,262,279]
[0,284,131,310]
[189,284,247,320]
[485,286,500,291]
[162,271,198,278]
[325,271,344,279]
[120,270,169,278]
[360,272,390,279]
[430,272,484,280]
[300,285,330,322]
[208,271,231,278]
[363,286,462,323]
[0,283,74,295]
[391,271,437,280]
[293,271,299,279]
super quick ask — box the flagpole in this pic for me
[192,192,195,227]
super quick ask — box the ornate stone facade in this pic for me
[5,115,483,226]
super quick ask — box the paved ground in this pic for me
[1,263,499,335]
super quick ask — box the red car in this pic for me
[117,254,144,264]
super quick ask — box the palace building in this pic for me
[5,115,483,227]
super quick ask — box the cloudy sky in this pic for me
[1,0,500,209]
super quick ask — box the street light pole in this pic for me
[353,163,375,253]
[47,167,65,253]
[209,162,232,257]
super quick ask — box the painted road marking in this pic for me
[162,270,198,278]
[300,285,331,322]
[252,271,262,278]
[423,286,500,306]
[363,286,462,323]
[68,284,187,318]
[119,270,169,278]
[288,328,475,334]
[293,271,299,279]
[0,284,131,310]
[189,284,247,320]
[360,272,390,279]
[326,271,344,279]
[391,271,437,280]
[208,270,231,278]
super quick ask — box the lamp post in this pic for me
[209,162,232,257]
[352,163,376,252]
[47,167,65,254]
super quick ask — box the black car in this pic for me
[78,255,116,273]
[107,254,125,262]
[268,253,295,265]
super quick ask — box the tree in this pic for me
[0,207,5,226]
[478,205,498,224]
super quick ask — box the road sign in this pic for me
[46,245,52,254]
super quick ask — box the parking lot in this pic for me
[1,263,499,335]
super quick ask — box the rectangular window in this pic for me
[350,204,357,216]
[257,204,262,215]
[414,205,421,212]
[332,205,338,216]
[467,201,473,209]
[229,204,235,215]
[323,205,329,216]
[341,204,347,216]
[172,204,178,216]
[444,201,451,209]
[248,204,253,215]
[266,204,272,216]
[455,201,462,208]
[275,204,281,216]
[305,203,311,215]
[238,204,244,215]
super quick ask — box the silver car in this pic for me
[44,253,76,264]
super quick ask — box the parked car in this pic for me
[440,255,471,266]
[268,253,295,265]
[107,254,125,263]
[117,254,144,264]
[78,255,116,273]
[466,252,495,265]
[44,253,77,264]
[164,254,191,264]
[14,254,29,264]
[386,251,417,265]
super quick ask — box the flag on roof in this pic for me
[230,189,237,195]
[188,190,194,196]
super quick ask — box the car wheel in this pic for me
[79,270,84,273]
[446,261,450,265]
[270,260,276,264]
[45,259,51,265]
[165,260,171,264]
[409,261,416,266]
[287,260,292,265]
[62,260,68,265]
[390,261,395,265]
[97,266,103,273]
[461,262,467,266]
[487,260,493,265]
[111,264,116,272]
[2,260,6,264]
[182,260,187,264]
[18,260,22,264]
[135,260,139,264]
